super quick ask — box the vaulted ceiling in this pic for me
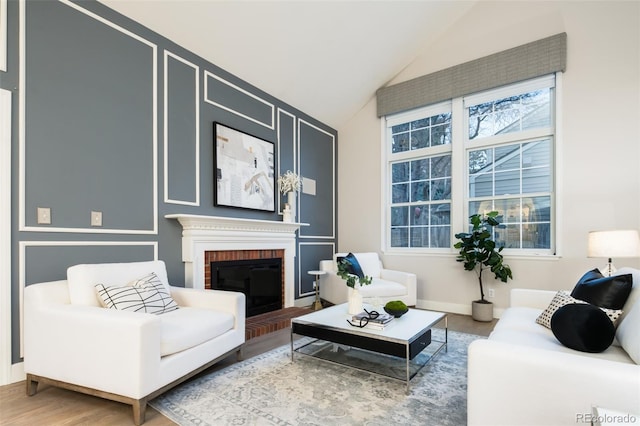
[100,0,477,129]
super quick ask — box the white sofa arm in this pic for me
[468,339,640,426]
[170,287,245,331]
[510,288,559,309]
[380,269,417,306]
[24,299,161,398]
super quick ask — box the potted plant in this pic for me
[337,258,372,314]
[454,211,513,321]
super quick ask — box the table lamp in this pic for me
[587,230,640,276]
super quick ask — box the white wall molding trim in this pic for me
[298,241,335,298]
[0,88,12,385]
[0,0,7,72]
[417,299,503,320]
[166,214,307,307]
[18,0,159,235]
[277,108,297,216]
[204,70,275,130]
[298,119,335,240]
[164,49,200,206]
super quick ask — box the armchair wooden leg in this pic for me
[236,345,244,361]
[26,374,38,396]
[132,398,147,425]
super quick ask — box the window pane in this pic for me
[522,167,550,193]
[430,178,451,200]
[495,170,520,195]
[392,162,409,183]
[411,159,429,180]
[523,139,550,167]
[411,129,429,150]
[469,88,551,140]
[411,118,429,130]
[431,203,451,224]
[431,226,450,248]
[411,181,429,202]
[411,227,429,247]
[391,206,408,226]
[391,228,408,247]
[495,145,520,171]
[411,205,429,225]
[431,155,451,178]
[469,172,493,197]
[392,132,410,153]
[392,184,409,203]
[469,149,493,174]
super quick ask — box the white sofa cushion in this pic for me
[160,307,235,356]
[68,260,170,307]
[359,278,407,298]
[354,253,382,278]
[616,300,640,364]
[95,272,179,315]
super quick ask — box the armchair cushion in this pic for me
[160,307,234,356]
[570,273,633,310]
[95,272,179,315]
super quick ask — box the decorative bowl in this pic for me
[384,306,409,318]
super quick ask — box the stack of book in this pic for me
[351,311,394,330]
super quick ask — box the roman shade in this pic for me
[376,33,567,117]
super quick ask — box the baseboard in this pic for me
[10,361,25,384]
[417,299,503,319]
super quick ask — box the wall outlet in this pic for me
[37,207,51,224]
[91,211,102,227]
[488,288,495,298]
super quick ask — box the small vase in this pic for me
[348,287,363,315]
[287,191,296,223]
[282,203,292,222]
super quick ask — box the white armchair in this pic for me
[319,252,417,306]
[23,260,245,425]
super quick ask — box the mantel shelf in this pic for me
[165,214,309,233]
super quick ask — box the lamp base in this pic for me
[599,258,617,277]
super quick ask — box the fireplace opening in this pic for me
[210,258,283,317]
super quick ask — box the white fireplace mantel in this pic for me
[165,214,308,308]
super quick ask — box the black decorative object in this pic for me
[551,303,615,353]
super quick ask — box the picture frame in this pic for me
[213,122,275,212]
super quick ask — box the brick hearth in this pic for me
[245,306,312,340]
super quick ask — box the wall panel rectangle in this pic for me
[20,0,157,233]
[164,51,199,206]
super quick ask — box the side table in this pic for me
[307,270,326,311]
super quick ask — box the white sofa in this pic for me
[467,267,640,426]
[319,252,417,306]
[23,260,245,425]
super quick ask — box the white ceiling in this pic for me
[100,0,477,129]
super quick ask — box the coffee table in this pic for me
[290,303,447,391]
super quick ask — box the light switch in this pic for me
[37,207,51,225]
[91,211,102,227]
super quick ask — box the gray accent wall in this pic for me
[3,0,337,364]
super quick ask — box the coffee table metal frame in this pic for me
[290,304,447,392]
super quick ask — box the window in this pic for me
[386,105,453,249]
[384,75,556,254]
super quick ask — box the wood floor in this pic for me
[0,312,495,426]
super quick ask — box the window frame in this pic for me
[382,75,558,256]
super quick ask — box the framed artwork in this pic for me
[213,122,275,212]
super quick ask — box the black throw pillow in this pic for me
[337,253,365,279]
[551,303,615,353]
[570,273,633,310]
[576,268,604,284]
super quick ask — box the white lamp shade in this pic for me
[587,230,640,258]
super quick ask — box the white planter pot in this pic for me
[472,300,494,322]
[348,287,363,315]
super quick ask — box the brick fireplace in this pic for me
[165,214,306,308]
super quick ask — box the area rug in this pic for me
[150,329,483,426]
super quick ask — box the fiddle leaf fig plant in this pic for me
[454,211,513,302]
[337,259,372,289]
